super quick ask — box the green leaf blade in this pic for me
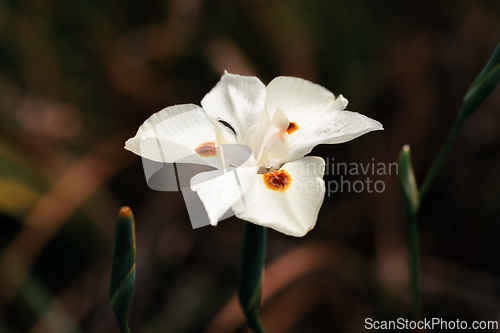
[237,222,267,333]
[397,145,420,215]
[459,42,500,120]
[109,206,136,333]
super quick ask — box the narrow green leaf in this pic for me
[468,41,500,90]
[397,145,422,319]
[397,145,419,215]
[237,222,267,333]
[459,41,500,120]
[109,206,136,333]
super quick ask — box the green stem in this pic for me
[419,116,465,201]
[408,211,421,319]
[237,222,267,333]
[400,41,500,324]
[109,207,136,333]
[404,111,464,320]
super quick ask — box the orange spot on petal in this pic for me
[195,141,218,157]
[263,170,291,192]
[286,122,299,135]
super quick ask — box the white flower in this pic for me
[125,72,383,237]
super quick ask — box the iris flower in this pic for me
[125,72,382,236]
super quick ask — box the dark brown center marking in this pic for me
[286,122,299,135]
[263,170,291,192]
[195,141,218,157]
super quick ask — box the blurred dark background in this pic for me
[1,0,500,332]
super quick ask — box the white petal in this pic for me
[288,110,383,160]
[244,108,271,159]
[235,157,326,237]
[254,107,290,167]
[125,104,224,167]
[265,107,290,150]
[265,76,347,126]
[201,72,266,141]
[264,139,289,170]
[218,143,256,169]
[190,166,259,225]
[213,121,239,145]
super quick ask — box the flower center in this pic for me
[286,122,299,135]
[263,169,291,192]
[195,141,218,157]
